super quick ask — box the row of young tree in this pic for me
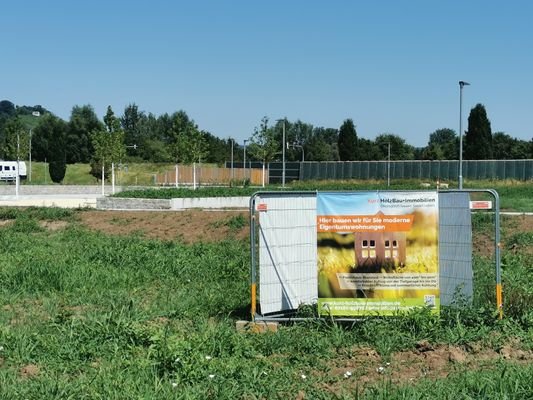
[1,100,531,183]
[0,101,232,182]
[247,104,532,164]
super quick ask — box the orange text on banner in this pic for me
[317,213,414,232]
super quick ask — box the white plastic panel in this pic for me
[257,193,317,314]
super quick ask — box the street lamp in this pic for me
[230,138,234,180]
[459,80,470,190]
[243,139,249,181]
[28,111,40,182]
[276,119,286,188]
[387,142,391,188]
[16,133,20,197]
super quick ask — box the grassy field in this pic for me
[0,208,532,398]
[24,162,178,186]
[113,177,533,211]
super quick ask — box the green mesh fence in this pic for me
[300,160,533,181]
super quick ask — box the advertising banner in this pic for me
[317,191,439,316]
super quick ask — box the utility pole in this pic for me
[387,142,391,188]
[459,80,470,189]
[243,139,248,182]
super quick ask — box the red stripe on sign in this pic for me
[257,203,267,211]
[470,201,492,210]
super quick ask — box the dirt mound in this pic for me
[78,210,249,243]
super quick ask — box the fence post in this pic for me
[193,162,197,190]
[111,162,115,194]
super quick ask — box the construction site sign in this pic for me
[317,191,440,316]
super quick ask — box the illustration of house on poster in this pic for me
[316,192,439,316]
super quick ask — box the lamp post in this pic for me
[282,120,286,188]
[387,142,391,188]
[29,129,33,182]
[276,119,286,188]
[16,133,20,198]
[459,80,470,190]
[29,111,40,182]
[243,139,248,181]
[230,138,234,180]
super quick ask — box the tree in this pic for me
[375,133,415,160]
[121,103,144,156]
[464,104,493,160]
[0,100,16,119]
[492,132,530,159]
[90,106,125,180]
[167,110,207,164]
[31,114,67,182]
[422,128,458,160]
[1,117,28,160]
[338,119,358,161]
[168,111,191,163]
[306,127,339,161]
[66,105,103,163]
[286,120,313,161]
[135,113,171,161]
[140,139,172,162]
[186,128,209,164]
[203,131,231,164]
[356,138,381,161]
[248,117,279,164]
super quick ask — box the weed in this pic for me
[212,214,247,232]
[0,207,74,221]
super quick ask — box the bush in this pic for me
[49,160,66,183]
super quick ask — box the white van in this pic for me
[0,161,27,181]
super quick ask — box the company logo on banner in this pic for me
[317,191,439,316]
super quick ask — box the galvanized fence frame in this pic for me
[249,189,502,322]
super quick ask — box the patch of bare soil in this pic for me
[4,299,50,326]
[504,214,533,256]
[78,210,249,243]
[39,220,69,231]
[473,214,533,258]
[320,341,533,396]
[19,364,40,379]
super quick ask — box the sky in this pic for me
[1,0,532,148]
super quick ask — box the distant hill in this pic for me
[0,100,51,120]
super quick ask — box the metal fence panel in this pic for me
[375,161,385,180]
[438,192,473,305]
[526,160,533,179]
[255,193,317,315]
[296,160,533,182]
[505,160,516,180]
